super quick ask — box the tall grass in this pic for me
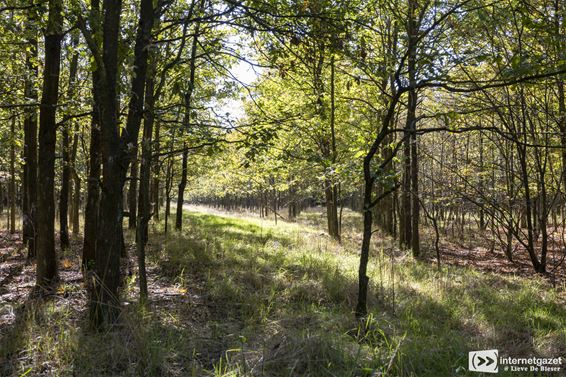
[0,208,564,376]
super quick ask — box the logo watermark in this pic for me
[469,350,498,373]
[469,350,562,374]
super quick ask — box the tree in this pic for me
[36,0,63,289]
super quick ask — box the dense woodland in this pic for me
[0,0,565,375]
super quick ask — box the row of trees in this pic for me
[184,0,566,317]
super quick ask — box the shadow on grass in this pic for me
[389,264,566,377]
[144,211,384,376]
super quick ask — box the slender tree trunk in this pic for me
[325,55,340,241]
[407,0,420,258]
[60,121,71,249]
[83,111,101,271]
[176,147,188,230]
[400,136,411,249]
[136,34,158,301]
[23,32,38,258]
[82,0,102,273]
[9,117,16,234]
[164,161,173,234]
[36,0,63,288]
[70,118,81,235]
[59,33,79,249]
[71,170,80,234]
[356,176,373,318]
[151,120,160,220]
[128,151,138,229]
[174,19,200,231]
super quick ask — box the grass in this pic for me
[0,207,565,376]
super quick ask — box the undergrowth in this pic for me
[0,208,564,376]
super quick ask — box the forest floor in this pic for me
[0,206,565,376]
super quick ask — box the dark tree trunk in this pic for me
[324,181,340,240]
[326,55,340,242]
[83,111,101,271]
[23,33,38,258]
[407,0,420,258]
[128,151,138,229]
[400,135,411,249]
[36,0,63,288]
[164,138,174,234]
[59,122,71,249]
[89,0,154,326]
[356,177,373,318]
[176,147,188,230]
[151,120,160,220]
[136,71,156,302]
[82,0,103,273]
[87,0,124,327]
[174,20,200,231]
[59,33,79,249]
[71,171,80,235]
[9,117,16,234]
[70,115,81,235]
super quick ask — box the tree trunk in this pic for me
[407,0,420,258]
[36,0,63,288]
[59,33,79,249]
[174,20,200,231]
[324,181,340,240]
[60,120,71,249]
[355,177,373,318]
[136,75,155,302]
[400,135,411,249]
[89,0,154,326]
[9,117,16,234]
[23,30,38,258]
[88,0,124,326]
[83,111,101,271]
[325,54,340,242]
[151,120,160,220]
[176,147,188,230]
[128,151,138,229]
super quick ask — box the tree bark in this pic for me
[89,0,154,326]
[151,120,160,220]
[407,0,420,258]
[9,117,16,234]
[136,72,156,302]
[59,34,79,249]
[128,151,138,229]
[36,0,63,288]
[176,147,188,230]
[83,112,100,271]
[174,18,200,231]
[23,27,38,258]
